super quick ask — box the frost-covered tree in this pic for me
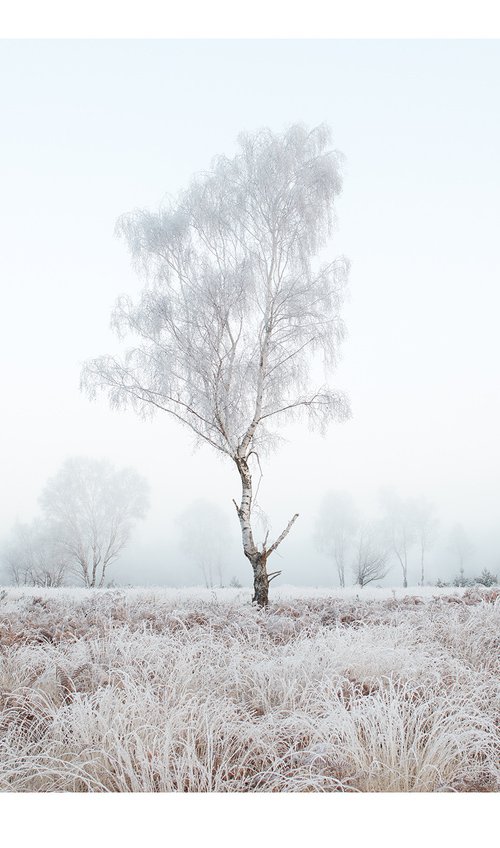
[474,568,497,587]
[2,519,69,587]
[40,457,149,588]
[82,124,350,606]
[314,490,359,587]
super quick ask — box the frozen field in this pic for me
[0,585,498,792]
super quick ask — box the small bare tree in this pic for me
[39,457,149,588]
[380,491,416,588]
[352,525,390,588]
[2,519,68,587]
[82,124,350,606]
[413,497,439,586]
[314,490,359,587]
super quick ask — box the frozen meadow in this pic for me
[0,585,498,792]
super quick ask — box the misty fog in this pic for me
[1,39,499,589]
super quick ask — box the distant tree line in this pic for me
[315,490,498,588]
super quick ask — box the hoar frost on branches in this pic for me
[82,123,350,606]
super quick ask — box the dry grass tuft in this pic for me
[0,586,498,792]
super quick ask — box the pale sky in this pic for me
[1,39,499,586]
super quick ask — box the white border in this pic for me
[1,793,497,847]
[0,1,500,38]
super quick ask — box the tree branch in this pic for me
[267,570,282,583]
[267,513,299,557]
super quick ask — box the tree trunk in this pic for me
[234,456,269,607]
[251,552,270,607]
[233,454,298,608]
[91,557,99,588]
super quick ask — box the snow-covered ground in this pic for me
[0,585,498,792]
[0,582,471,605]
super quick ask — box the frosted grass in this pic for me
[0,586,498,792]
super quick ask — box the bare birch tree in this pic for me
[39,457,149,588]
[352,525,390,588]
[314,490,359,587]
[82,124,350,606]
